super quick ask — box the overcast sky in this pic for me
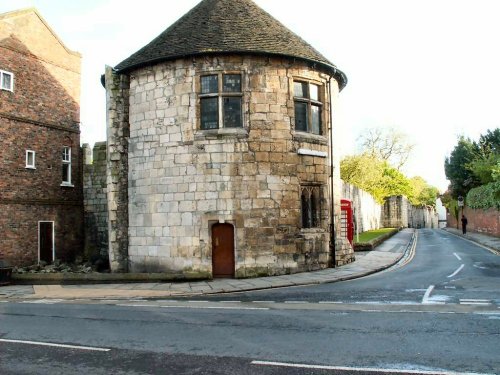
[3,0,499,192]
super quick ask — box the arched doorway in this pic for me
[212,223,235,278]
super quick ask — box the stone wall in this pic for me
[341,181,382,233]
[382,196,409,228]
[408,205,439,229]
[117,55,346,275]
[83,142,109,263]
[105,66,130,272]
[447,207,499,237]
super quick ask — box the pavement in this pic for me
[441,226,500,254]
[0,227,497,301]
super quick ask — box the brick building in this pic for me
[102,0,352,277]
[0,8,83,266]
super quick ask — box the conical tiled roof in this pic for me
[115,0,347,89]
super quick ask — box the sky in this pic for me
[2,0,499,192]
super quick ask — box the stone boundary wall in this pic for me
[447,207,499,237]
[83,142,109,263]
[341,181,381,233]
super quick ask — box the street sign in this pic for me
[457,196,464,207]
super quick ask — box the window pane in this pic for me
[27,152,34,166]
[223,74,241,92]
[201,75,218,94]
[62,164,70,183]
[223,97,242,128]
[62,147,70,161]
[201,97,218,129]
[310,84,319,101]
[294,101,308,132]
[294,82,308,98]
[311,105,321,135]
[2,73,11,90]
[301,193,310,228]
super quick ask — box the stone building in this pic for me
[103,0,351,277]
[0,8,83,266]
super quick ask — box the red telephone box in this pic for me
[340,199,354,246]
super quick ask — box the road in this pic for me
[0,229,499,374]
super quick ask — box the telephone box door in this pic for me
[340,199,354,245]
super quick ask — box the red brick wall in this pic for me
[447,207,499,237]
[0,204,83,266]
[0,16,83,266]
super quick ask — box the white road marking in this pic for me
[0,339,110,352]
[319,301,343,304]
[252,301,275,303]
[422,285,435,304]
[460,299,491,306]
[20,299,65,304]
[250,360,492,374]
[453,252,462,261]
[284,301,308,304]
[219,300,241,303]
[160,305,269,310]
[447,264,464,278]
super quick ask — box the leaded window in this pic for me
[294,81,322,135]
[200,73,243,129]
[301,186,321,228]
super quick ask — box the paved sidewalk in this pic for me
[0,229,415,300]
[441,227,500,253]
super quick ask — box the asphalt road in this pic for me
[0,229,499,374]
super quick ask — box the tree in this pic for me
[468,128,500,184]
[444,136,481,198]
[340,153,414,203]
[408,176,440,207]
[357,127,415,170]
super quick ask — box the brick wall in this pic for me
[0,9,83,266]
[447,207,499,237]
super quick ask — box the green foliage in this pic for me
[341,153,429,204]
[468,153,500,184]
[408,176,440,207]
[466,181,500,209]
[444,136,481,198]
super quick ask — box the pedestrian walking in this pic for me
[461,215,468,234]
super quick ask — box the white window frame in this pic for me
[25,150,36,169]
[61,146,73,187]
[0,70,14,92]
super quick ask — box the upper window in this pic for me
[26,150,36,169]
[0,70,14,92]
[61,147,72,186]
[294,81,322,135]
[200,73,243,130]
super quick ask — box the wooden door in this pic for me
[39,222,54,263]
[212,223,235,278]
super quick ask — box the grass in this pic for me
[354,228,397,244]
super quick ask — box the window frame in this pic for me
[199,72,243,130]
[293,80,323,135]
[61,146,73,187]
[25,150,36,169]
[0,70,14,92]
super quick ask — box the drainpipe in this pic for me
[328,75,336,268]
